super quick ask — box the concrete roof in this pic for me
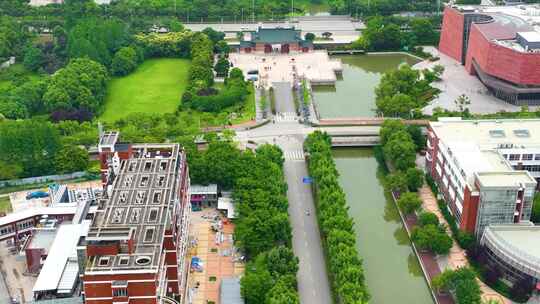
[220,277,244,304]
[191,184,218,195]
[27,229,57,250]
[33,222,90,293]
[217,197,236,219]
[0,206,78,227]
[490,225,540,261]
[475,171,536,188]
[431,118,540,149]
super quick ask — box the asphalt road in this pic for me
[273,82,296,114]
[279,136,332,304]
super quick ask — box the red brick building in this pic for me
[439,5,540,105]
[239,27,313,54]
[426,118,537,237]
[80,132,191,304]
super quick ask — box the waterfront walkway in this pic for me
[418,186,512,304]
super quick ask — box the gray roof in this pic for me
[190,184,218,195]
[220,277,244,304]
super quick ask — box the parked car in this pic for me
[26,191,49,200]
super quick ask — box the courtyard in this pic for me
[414,47,537,114]
[186,208,244,304]
[229,50,342,88]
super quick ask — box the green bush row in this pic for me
[304,131,370,304]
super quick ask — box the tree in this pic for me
[383,130,417,170]
[386,171,407,192]
[397,192,422,215]
[215,40,230,54]
[111,46,139,76]
[214,56,230,77]
[407,125,426,151]
[380,120,406,145]
[54,145,89,173]
[43,57,109,114]
[418,212,439,227]
[410,18,438,45]
[0,161,23,180]
[256,144,284,168]
[304,32,315,41]
[454,94,471,113]
[432,65,445,80]
[241,263,273,304]
[202,27,225,44]
[264,246,299,278]
[23,46,44,72]
[265,276,300,304]
[433,268,482,304]
[405,167,424,191]
[412,224,452,255]
[363,17,402,51]
[532,193,540,223]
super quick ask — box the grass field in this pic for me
[100,58,190,123]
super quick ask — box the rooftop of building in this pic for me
[450,4,540,52]
[33,222,90,294]
[191,184,218,195]
[98,131,119,146]
[430,117,540,149]
[475,171,536,188]
[240,26,313,48]
[26,228,57,251]
[85,143,184,273]
[482,224,540,274]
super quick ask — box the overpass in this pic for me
[316,117,430,127]
[323,127,381,147]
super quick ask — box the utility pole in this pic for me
[291,0,294,21]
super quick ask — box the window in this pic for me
[113,288,127,297]
[502,154,508,159]
[118,257,129,266]
[509,154,520,161]
[149,209,159,222]
[144,228,154,243]
[535,154,540,160]
[513,129,530,137]
[522,154,533,161]
[98,257,110,266]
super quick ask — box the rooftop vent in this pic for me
[143,228,154,243]
[118,257,129,266]
[513,129,530,137]
[140,176,149,187]
[489,129,506,138]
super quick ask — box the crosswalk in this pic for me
[275,112,298,122]
[284,150,305,161]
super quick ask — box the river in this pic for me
[332,148,434,304]
[313,54,420,118]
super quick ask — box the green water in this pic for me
[313,54,420,118]
[332,148,434,304]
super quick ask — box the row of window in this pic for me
[515,165,540,172]
[502,153,540,161]
[0,220,35,236]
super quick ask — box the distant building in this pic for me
[439,5,540,105]
[239,27,313,54]
[426,118,538,237]
[79,131,191,304]
[480,224,540,289]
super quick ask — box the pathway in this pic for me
[418,186,512,304]
[273,82,297,120]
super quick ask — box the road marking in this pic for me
[275,112,297,122]
[284,150,305,161]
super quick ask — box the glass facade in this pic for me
[476,189,517,236]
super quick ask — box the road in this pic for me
[279,133,333,304]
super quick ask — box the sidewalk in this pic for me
[418,186,512,304]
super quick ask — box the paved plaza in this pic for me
[186,209,244,304]
[415,47,535,115]
[230,50,342,88]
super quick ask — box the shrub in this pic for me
[397,192,422,215]
[418,212,439,227]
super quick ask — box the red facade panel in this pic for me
[460,186,479,234]
[439,7,465,62]
[466,23,540,85]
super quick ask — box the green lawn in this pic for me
[100,58,190,123]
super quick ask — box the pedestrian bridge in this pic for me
[322,127,381,147]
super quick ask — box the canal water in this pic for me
[313,54,420,118]
[332,148,434,304]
